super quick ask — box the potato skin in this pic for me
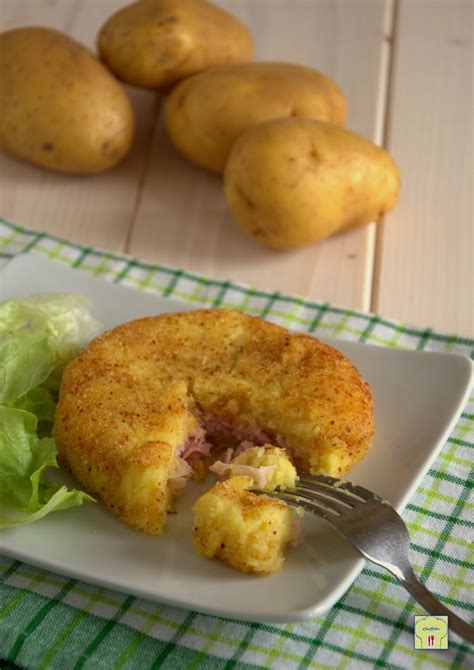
[0,27,134,174]
[165,62,347,172]
[97,0,254,90]
[224,118,400,249]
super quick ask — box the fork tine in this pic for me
[268,477,474,643]
[266,489,344,521]
[298,473,381,503]
[295,480,358,508]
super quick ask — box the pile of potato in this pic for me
[0,0,400,250]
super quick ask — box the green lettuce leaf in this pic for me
[13,387,56,424]
[0,294,99,528]
[0,333,53,404]
[0,485,94,528]
[0,293,100,363]
[0,293,101,401]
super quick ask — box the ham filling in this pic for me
[209,461,276,490]
[291,517,303,546]
[202,413,275,448]
[169,426,212,492]
[169,413,289,492]
[177,425,212,462]
[169,457,193,493]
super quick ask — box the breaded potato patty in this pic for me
[192,476,294,574]
[54,309,374,534]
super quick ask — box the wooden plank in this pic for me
[128,0,394,309]
[373,0,473,336]
[0,0,157,251]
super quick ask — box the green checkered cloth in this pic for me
[0,219,472,670]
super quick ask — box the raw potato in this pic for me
[97,0,254,90]
[165,62,347,172]
[224,118,400,250]
[0,27,134,174]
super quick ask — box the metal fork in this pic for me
[265,473,474,643]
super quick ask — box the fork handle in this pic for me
[393,564,474,643]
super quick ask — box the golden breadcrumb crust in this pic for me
[192,476,294,574]
[53,309,374,535]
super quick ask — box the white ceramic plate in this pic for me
[0,254,472,622]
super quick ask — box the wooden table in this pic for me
[1,0,472,336]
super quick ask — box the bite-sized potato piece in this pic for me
[232,445,297,492]
[97,0,254,90]
[224,118,400,249]
[192,476,294,574]
[0,27,134,174]
[211,445,297,492]
[165,62,347,172]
